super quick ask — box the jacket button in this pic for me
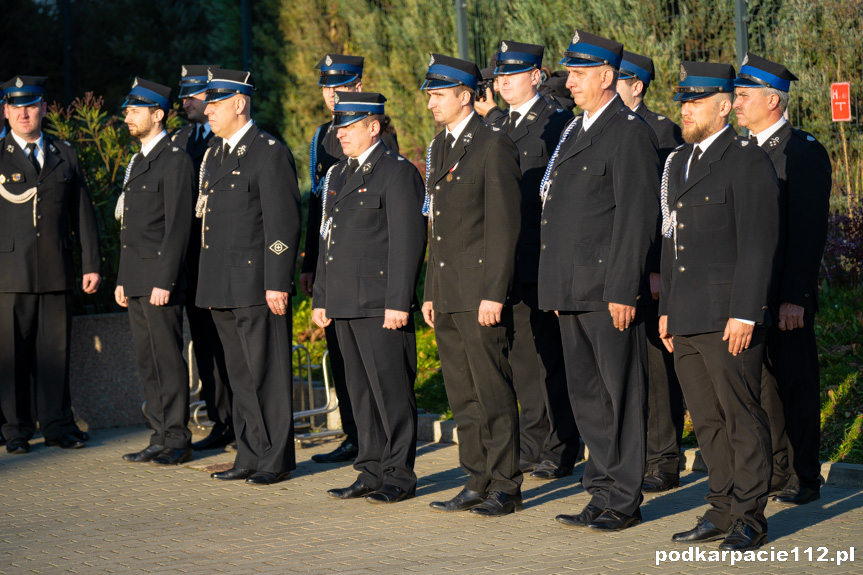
[335,207,339,212]
[678,222,684,229]
[122,244,127,249]
[328,256,333,261]
[204,245,209,249]
[439,262,445,267]
[435,210,440,216]
[248,260,252,265]
[436,236,441,241]
[125,207,129,211]
[36,233,42,238]
[553,171,558,177]
[598,259,603,263]
[541,244,546,250]
[762,306,768,310]
[636,295,641,300]
[541,219,547,225]
[205,226,209,231]
[523,151,527,155]
[157,251,161,256]
[37,214,42,220]
[36,197,42,202]
[678,266,685,272]
[677,245,684,251]
[207,208,211,213]
[333,223,337,228]
[677,201,683,208]
[804,293,810,298]
[359,201,363,206]
[379,271,384,276]
[582,166,587,171]
[435,185,440,190]
[705,196,710,201]
[478,259,483,264]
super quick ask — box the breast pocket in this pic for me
[341,193,381,231]
[444,170,479,205]
[128,180,160,210]
[563,159,606,197]
[214,177,249,211]
[690,188,728,231]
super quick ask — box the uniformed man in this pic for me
[492,40,580,480]
[420,54,524,517]
[312,92,426,504]
[538,31,659,531]
[197,68,302,485]
[616,50,686,494]
[659,62,779,551]
[0,76,101,454]
[302,54,399,465]
[172,64,235,452]
[733,53,832,506]
[115,78,195,465]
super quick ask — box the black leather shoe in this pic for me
[227,441,238,451]
[191,427,235,451]
[588,508,642,531]
[311,441,359,463]
[672,516,730,543]
[642,469,680,492]
[123,444,165,462]
[519,459,539,473]
[150,447,193,465]
[6,438,30,454]
[365,484,415,504]
[469,491,523,517]
[211,467,255,480]
[769,475,789,495]
[530,460,574,480]
[718,519,768,551]
[556,503,603,527]
[328,479,376,499]
[429,488,488,512]
[773,484,820,505]
[45,433,86,449]
[246,471,291,485]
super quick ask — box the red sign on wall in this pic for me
[831,82,852,122]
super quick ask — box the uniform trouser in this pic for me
[335,316,417,492]
[510,283,580,467]
[127,295,191,449]
[211,304,295,474]
[644,300,684,475]
[0,291,80,441]
[558,310,647,517]
[325,320,358,447]
[762,316,821,491]
[186,300,233,432]
[434,308,522,495]
[674,329,771,533]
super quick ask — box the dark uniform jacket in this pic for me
[0,133,100,293]
[504,96,573,284]
[762,123,831,314]
[537,96,660,312]
[422,113,522,313]
[116,136,195,297]
[171,123,215,172]
[312,143,426,318]
[196,123,302,308]
[302,122,398,277]
[634,103,684,275]
[659,127,780,335]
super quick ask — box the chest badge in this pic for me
[446,174,453,182]
[12,173,22,182]
[0,175,5,184]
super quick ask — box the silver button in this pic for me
[435,185,440,190]
[335,207,339,212]
[677,201,683,208]
[436,236,441,241]
[379,271,384,276]
[207,208,211,213]
[678,245,684,251]
[204,245,209,249]
[678,223,684,229]
[435,210,440,216]
[122,244,127,249]
[582,166,587,171]
[328,256,333,261]
[679,266,685,272]
[478,259,483,264]
[205,226,210,231]
[598,259,603,263]
[705,196,709,201]
[37,215,42,220]
[359,201,363,206]
[541,244,546,250]
[248,260,252,265]
[439,262,445,267]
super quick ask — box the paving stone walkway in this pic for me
[1,426,860,574]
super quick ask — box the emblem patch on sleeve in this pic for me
[269,240,288,255]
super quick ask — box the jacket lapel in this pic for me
[558,96,622,164]
[335,142,387,201]
[127,137,169,183]
[678,127,736,197]
[434,113,480,186]
[210,123,260,186]
[39,138,63,180]
[508,97,544,143]
[760,121,791,154]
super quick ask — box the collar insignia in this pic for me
[237,145,247,157]
[769,136,780,147]
[6,145,14,153]
[0,175,5,184]
[269,139,275,145]
[362,162,371,173]
[628,114,636,120]
[463,132,473,142]
[526,112,537,121]
[657,115,666,120]
[807,135,816,142]
[741,140,750,147]
[49,144,57,153]
[334,93,339,104]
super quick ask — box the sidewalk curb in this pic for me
[417,413,863,488]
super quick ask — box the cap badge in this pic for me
[325,55,333,67]
[429,54,435,66]
[269,240,288,255]
[237,145,247,157]
[334,93,339,104]
[15,77,23,88]
[501,41,508,52]
[742,54,750,66]
[572,31,580,44]
[207,69,214,81]
[132,78,138,88]
[181,65,188,77]
[679,65,687,82]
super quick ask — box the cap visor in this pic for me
[179,86,207,99]
[5,95,44,106]
[733,78,763,88]
[332,114,368,128]
[494,64,535,75]
[673,91,715,102]
[559,56,605,67]
[204,92,238,103]
[122,98,158,108]
[420,78,460,90]
[319,75,359,87]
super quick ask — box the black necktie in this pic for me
[346,158,358,179]
[442,133,455,167]
[690,145,703,170]
[194,124,202,145]
[507,112,520,134]
[221,141,231,163]
[26,143,41,173]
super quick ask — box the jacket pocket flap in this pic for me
[342,193,381,209]
[357,257,387,277]
[689,188,726,206]
[573,243,610,267]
